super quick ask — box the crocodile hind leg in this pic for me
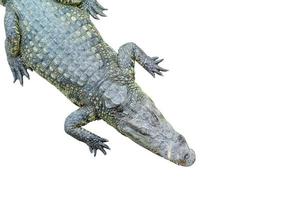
[56,0,107,19]
[64,106,110,156]
[118,42,168,78]
[4,7,30,85]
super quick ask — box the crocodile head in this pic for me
[103,84,196,167]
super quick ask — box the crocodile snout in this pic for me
[182,148,196,167]
[167,142,196,167]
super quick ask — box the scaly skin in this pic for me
[1,0,196,166]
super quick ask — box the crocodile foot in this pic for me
[145,57,168,77]
[87,135,110,156]
[80,0,107,19]
[10,57,30,86]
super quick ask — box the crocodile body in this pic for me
[1,0,196,166]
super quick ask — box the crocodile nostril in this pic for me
[184,153,190,160]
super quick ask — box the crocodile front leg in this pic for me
[64,106,110,156]
[118,42,168,78]
[56,0,107,19]
[4,7,30,85]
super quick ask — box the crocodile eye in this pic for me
[115,105,124,112]
[144,108,160,126]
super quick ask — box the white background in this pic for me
[0,0,299,199]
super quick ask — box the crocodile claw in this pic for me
[145,56,168,77]
[87,136,110,157]
[10,57,30,86]
[81,0,108,20]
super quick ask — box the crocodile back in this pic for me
[10,0,119,105]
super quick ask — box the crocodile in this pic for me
[0,0,196,166]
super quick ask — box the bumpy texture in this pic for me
[2,0,196,166]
